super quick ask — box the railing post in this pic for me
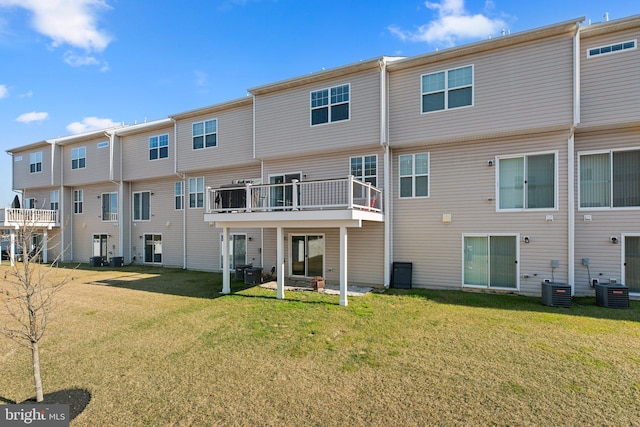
[347,175,354,209]
[205,187,211,212]
[245,183,252,212]
[292,179,299,211]
[366,183,371,208]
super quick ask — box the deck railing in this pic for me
[1,208,59,226]
[206,176,382,214]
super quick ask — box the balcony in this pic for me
[204,176,383,227]
[0,208,59,228]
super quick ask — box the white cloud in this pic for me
[0,0,112,51]
[16,111,48,123]
[0,84,8,99]
[19,90,34,98]
[389,0,506,47]
[66,116,120,134]
[64,51,109,71]
[194,70,209,87]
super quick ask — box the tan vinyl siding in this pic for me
[255,69,380,159]
[122,125,175,181]
[389,35,574,147]
[176,104,255,174]
[392,132,569,296]
[573,127,640,295]
[128,178,184,267]
[63,138,111,186]
[69,182,122,262]
[13,147,53,190]
[581,28,640,127]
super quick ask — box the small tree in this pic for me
[1,223,70,402]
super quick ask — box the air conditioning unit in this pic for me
[541,282,572,308]
[595,283,629,309]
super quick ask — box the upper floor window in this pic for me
[25,198,37,209]
[50,190,59,211]
[498,152,556,210]
[421,65,473,113]
[580,149,640,208]
[149,134,169,160]
[72,147,86,169]
[97,141,109,149]
[133,191,151,221]
[73,190,83,214]
[311,84,350,126]
[189,177,204,208]
[192,119,217,149]
[587,40,636,58]
[399,153,429,198]
[350,155,377,187]
[175,181,184,210]
[30,152,42,173]
[102,192,118,221]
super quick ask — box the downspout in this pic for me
[170,118,187,269]
[568,21,582,295]
[105,131,122,257]
[380,58,391,288]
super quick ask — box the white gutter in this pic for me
[169,118,187,269]
[252,95,257,159]
[105,131,123,258]
[380,58,392,288]
[568,22,581,294]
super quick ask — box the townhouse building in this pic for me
[4,14,640,305]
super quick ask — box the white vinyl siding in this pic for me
[29,152,42,173]
[421,65,473,113]
[579,148,640,209]
[498,152,556,210]
[399,153,429,198]
[133,191,151,221]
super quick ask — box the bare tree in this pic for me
[1,223,70,402]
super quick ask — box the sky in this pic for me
[0,0,638,205]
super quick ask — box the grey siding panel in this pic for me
[255,69,381,159]
[63,138,111,186]
[389,35,574,146]
[13,147,53,190]
[581,29,640,126]
[122,125,176,181]
[176,104,255,174]
[574,128,640,295]
[392,132,569,296]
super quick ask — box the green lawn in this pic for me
[2,264,640,426]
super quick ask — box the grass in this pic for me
[1,264,640,426]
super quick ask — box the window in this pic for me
[25,198,36,209]
[50,190,59,211]
[71,147,86,169]
[399,153,429,198]
[192,119,217,149]
[498,153,556,210]
[588,40,636,58]
[149,134,169,160]
[102,192,118,221]
[464,235,518,289]
[144,234,162,264]
[311,84,350,125]
[220,234,247,271]
[175,181,184,210]
[97,141,109,149]
[421,65,473,113]
[350,155,377,186]
[133,191,151,221]
[73,190,83,214]
[189,177,204,208]
[29,152,42,173]
[580,149,640,208]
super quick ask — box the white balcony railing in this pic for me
[206,176,382,214]
[1,208,59,226]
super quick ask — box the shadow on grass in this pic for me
[21,388,91,421]
[385,287,640,322]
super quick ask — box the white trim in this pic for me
[220,232,248,272]
[101,192,118,222]
[398,152,430,199]
[188,177,205,209]
[143,233,163,265]
[461,233,520,290]
[191,118,218,150]
[174,181,185,211]
[420,64,474,115]
[132,190,152,222]
[97,141,109,149]
[621,234,640,295]
[71,146,86,170]
[148,133,169,161]
[495,150,559,212]
[310,83,351,127]
[349,154,378,187]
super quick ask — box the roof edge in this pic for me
[170,96,253,120]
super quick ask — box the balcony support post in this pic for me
[245,183,252,213]
[276,226,285,300]
[43,229,48,264]
[291,180,299,211]
[221,226,231,295]
[340,225,348,307]
[10,229,15,267]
